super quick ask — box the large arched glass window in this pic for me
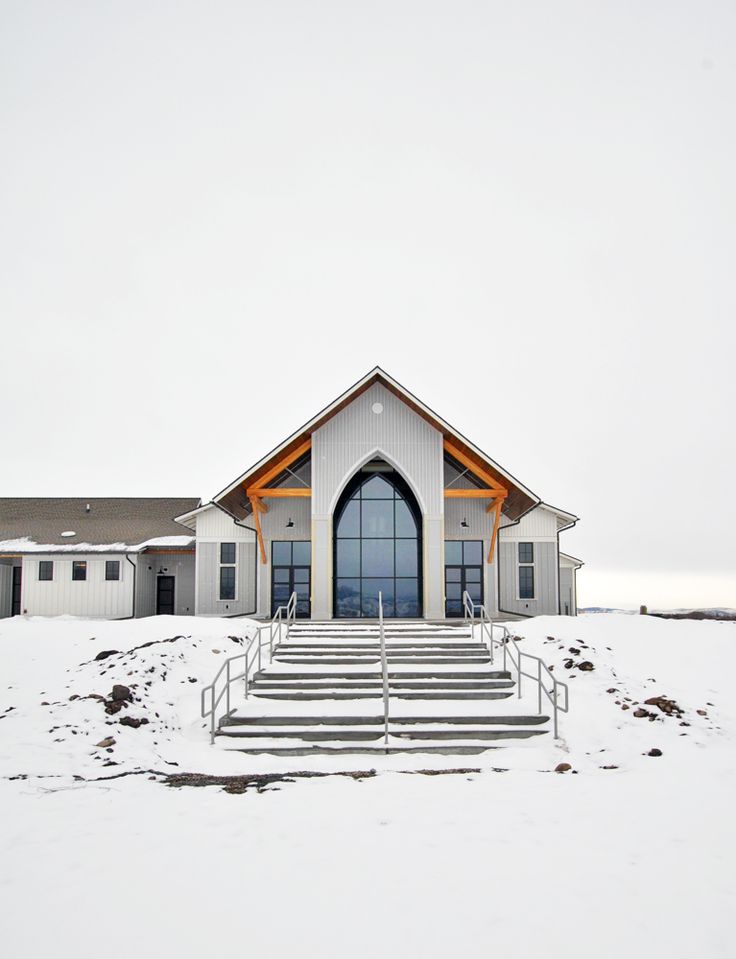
[333,465,422,618]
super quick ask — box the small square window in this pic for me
[72,561,87,581]
[105,560,120,581]
[39,561,53,581]
[220,542,236,565]
[519,542,534,564]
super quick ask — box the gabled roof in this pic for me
[560,552,584,567]
[539,502,580,531]
[214,367,540,520]
[0,498,200,553]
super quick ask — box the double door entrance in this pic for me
[271,541,311,618]
[444,540,483,617]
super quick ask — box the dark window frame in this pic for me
[219,543,237,601]
[271,541,311,618]
[72,561,87,582]
[444,540,484,617]
[38,560,53,581]
[105,560,120,581]
[518,542,535,600]
[333,470,422,619]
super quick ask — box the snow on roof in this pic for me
[0,535,194,554]
[0,498,200,551]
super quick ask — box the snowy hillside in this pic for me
[2,613,734,957]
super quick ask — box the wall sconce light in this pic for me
[286,518,294,528]
[461,518,469,529]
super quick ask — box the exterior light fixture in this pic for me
[286,518,294,528]
[461,518,469,528]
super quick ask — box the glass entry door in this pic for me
[444,540,483,617]
[271,541,311,618]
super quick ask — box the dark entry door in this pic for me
[271,541,311,618]
[156,575,175,615]
[11,566,22,616]
[444,541,483,617]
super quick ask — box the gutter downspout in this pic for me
[125,553,137,619]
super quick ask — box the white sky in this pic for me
[1,1,734,610]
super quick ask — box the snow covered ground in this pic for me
[1,613,734,957]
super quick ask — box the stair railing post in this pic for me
[537,658,542,714]
[226,659,231,717]
[379,591,389,749]
[210,686,216,745]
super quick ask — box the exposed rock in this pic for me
[111,684,132,702]
[643,695,683,717]
[563,659,574,669]
[568,647,581,656]
[600,765,619,770]
[95,737,116,748]
[606,688,618,694]
[105,701,124,715]
[577,661,595,671]
[554,762,572,773]
[647,748,663,757]
[621,704,630,710]
[119,716,149,729]
[68,694,80,701]
[633,708,650,718]
[94,650,120,661]
[696,709,708,716]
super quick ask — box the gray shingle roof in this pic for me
[0,498,201,551]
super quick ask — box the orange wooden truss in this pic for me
[443,439,508,563]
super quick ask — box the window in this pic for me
[219,543,236,600]
[519,542,534,599]
[72,561,87,581]
[334,468,421,618]
[38,561,53,581]
[105,560,120,581]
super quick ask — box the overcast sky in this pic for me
[1,1,734,609]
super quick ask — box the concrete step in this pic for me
[217,744,523,756]
[216,727,547,742]
[253,668,511,682]
[222,714,548,727]
[273,656,491,665]
[251,690,514,701]
[277,643,485,652]
[250,679,514,690]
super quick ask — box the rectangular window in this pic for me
[105,560,120,581]
[72,561,87,581]
[38,561,53,581]
[519,542,534,564]
[220,566,236,600]
[219,543,236,600]
[519,543,534,599]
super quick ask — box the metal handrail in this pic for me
[463,590,569,738]
[378,591,389,747]
[200,591,298,744]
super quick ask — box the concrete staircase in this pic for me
[216,621,550,755]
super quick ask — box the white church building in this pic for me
[0,369,582,621]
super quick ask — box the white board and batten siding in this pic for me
[498,505,560,617]
[194,505,257,616]
[135,553,196,617]
[312,382,445,619]
[19,554,135,619]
